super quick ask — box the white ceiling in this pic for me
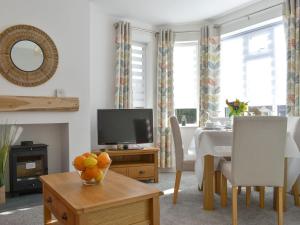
[94,0,261,25]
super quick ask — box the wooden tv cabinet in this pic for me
[93,148,159,183]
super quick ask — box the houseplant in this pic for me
[0,124,23,204]
[226,99,248,117]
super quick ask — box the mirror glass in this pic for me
[10,40,44,72]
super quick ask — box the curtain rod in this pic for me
[114,3,283,35]
[218,2,283,26]
[114,23,156,34]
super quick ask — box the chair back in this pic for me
[232,116,287,187]
[170,116,184,171]
[287,117,300,149]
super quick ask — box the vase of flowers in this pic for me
[226,99,248,117]
[0,125,23,204]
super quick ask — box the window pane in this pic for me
[274,25,287,106]
[246,57,273,106]
[173,41,199,124]
[220,20,287,116]
[220,37,244,114]
[248,31,271,55]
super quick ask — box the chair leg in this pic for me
[246,186,251,208]
[173,170,182,204]
[232,186,238,225]
[277,187,283,225]
[238,186,242,195]
[259,186,265,208]
[221,174,227,207]
[215,171,221,195]
[198,182,203,192]
[292,180,300,206]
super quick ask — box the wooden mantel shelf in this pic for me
[0,95,79,112]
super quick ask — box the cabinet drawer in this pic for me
[128,166,154,179]
[110,167,127,176]
[44,188,75,225]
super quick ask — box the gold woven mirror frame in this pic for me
[0,25,58,87]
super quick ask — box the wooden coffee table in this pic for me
[40,170,161,225]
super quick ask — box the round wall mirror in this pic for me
[0,25,58,87]
[11,40,44,72]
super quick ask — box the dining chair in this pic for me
[287,117,300,206]
[220,116,287,225]
[170,116,195,204]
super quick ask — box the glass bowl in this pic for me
[76,162,111,186]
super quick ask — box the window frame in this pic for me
[220,19,286,116]
[173,40,200,126]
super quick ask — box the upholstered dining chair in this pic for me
[220,116,287,225]
[287,117,300,206]
[170,116,195,204]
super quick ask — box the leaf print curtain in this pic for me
[115,22,132,109]
[156,30,174,168]
[199,25,220,120]
[284,0,300,116]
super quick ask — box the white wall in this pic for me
[0,0,91,171]
[90,3,116,150]
[89,2,156,149]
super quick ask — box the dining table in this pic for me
[189,127,300,211]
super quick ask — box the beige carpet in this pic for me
[0,172,300,225]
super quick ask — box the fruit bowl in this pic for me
[73,152,111,186]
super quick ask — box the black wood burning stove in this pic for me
[9,144,48,195]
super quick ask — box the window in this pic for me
[220,18,287,116]
[132,43,146,108]
[173,41,199,125]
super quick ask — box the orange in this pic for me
[82,152,91,157]
[80,170,90,181]
[84,167,100,180]
[82,152,97,159]
[97,152,111,168]
[73,155,86,171]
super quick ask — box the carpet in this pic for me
[0,172,299,225]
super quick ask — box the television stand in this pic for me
[93,147,159,183]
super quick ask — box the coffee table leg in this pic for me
[203,155,214,210]
[44,205,51,225]
[150,196,160,225]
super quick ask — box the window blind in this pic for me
[132,43,146,108]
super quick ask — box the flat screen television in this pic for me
[97,109,153,146]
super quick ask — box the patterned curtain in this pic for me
[284,0,300,116]
[156,30,175,168]
[199,25,220,120]
[114,22,132,109]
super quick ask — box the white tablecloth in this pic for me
[189,128,300,191]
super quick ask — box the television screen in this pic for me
[97,109,153,145]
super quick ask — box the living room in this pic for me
[0,0,300,225]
